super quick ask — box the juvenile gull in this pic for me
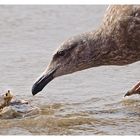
[32,5,140,96]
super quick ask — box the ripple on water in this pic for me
[16,115,117,135]
[0,95,140,135]
[0,105,41,119]
[0,127,32,135]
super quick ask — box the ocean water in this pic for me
[0,5,140,135]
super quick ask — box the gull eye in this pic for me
[53,50,66,60]
[57,50,66,57]
[5,93,8,96]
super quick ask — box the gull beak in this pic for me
[32,69,56,96]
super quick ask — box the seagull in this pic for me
[32,5,140,96]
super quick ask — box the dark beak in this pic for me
[32,69,56,96]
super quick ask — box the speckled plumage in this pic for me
[32,5,140,95]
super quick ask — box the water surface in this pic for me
[0,5,140,135]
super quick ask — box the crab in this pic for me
[0,90,40,119]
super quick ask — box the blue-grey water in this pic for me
[0,5,140,135]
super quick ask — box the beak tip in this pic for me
[32,84,40,96]
[32,91,37,96]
